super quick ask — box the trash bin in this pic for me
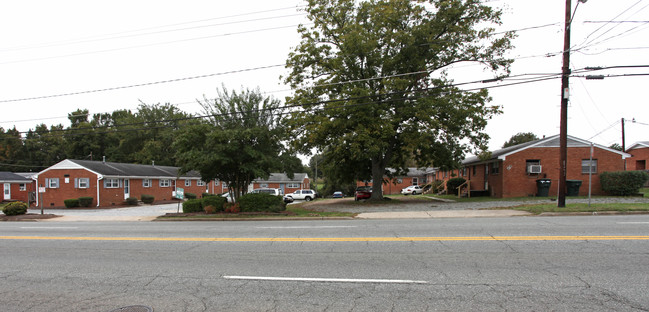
[536,179,552,197]
[566,180,582,196]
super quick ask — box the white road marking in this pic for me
[255,226,357,229]
[616,222,649,224]
[19,227,79,229]
[222,275,428,284]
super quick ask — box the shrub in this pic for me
[600,171,649,196]
[238,193,286,213]
[125,197,139,205]
[224,203,240,213]
[446,177,467,196]
[182,199,203,213]
[430,180,445,194]
[185,192,197,200]
[79,197,93,207]
[3,201,28,216]
[202,193,216,198]
[64,199,80,208]
[202,195,226,213]
[141,194,155,204]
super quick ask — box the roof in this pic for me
[39,159,202,179]
[626,141,649,151]
[463,134,632,165]
[387,167,435,177]
[0,172,32,183]
[253,173,308,183]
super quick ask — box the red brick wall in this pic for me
[499,146,625,197]
[253,177,310,194]
[356,177,420,195]
[37,169,100,207]
[627,147,649,170]
[5,182,32,203]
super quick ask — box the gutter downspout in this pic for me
[97,175,104,207]
[32,175,39,207]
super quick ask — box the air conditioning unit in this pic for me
[529,165,542,174]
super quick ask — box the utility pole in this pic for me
[558,0,572,208]
[622,117,626,170]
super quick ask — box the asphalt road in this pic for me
[2,215,649,311]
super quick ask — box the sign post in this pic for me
[39,185,46,215]
[175,187,184,213]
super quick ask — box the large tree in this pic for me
[284,0,514,199]
[502,132,539,148]
[174,86,291,201]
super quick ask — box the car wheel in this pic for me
[412,191,417,195]
[305,197,312,201]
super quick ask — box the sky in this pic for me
[1,0,648,162]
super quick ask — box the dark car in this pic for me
[354,186,372,201]
[332,191,344,198]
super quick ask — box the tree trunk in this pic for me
[370,158,384,200]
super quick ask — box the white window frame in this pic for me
[143,179,151,188]
[185,179,191,187]
[287,183,300,188]
[19,184,26,191]
[197,180,205,186]
[77,178,90,189]
[159,179,171,187]
[104,178,120,188]
[412,177,419,186]
[48,178,59,188]
[582,159,598,174]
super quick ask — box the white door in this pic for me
[3,183,10,200]
[124,179,130,199]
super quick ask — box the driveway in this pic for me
[27,203,182,221]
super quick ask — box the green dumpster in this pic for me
[566,180,582,196]
[536,179,552,197]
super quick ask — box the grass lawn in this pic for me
[504,202,649,215]
[157,203,355,220]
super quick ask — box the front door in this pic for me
[124,179,130,199]
[3,183,10,200]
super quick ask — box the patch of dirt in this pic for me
[1,213,60,221]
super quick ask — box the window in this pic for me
[396,178,403,184]
[214,180,219,186]
[260,183,268,188]
[287,183,300,188]
[637,160,646,170]
[412,177,418,186]
[185,179,191,187]
[582,159,597,174]
[104,178,120,188]
[462,168,467,177]
[19,184,26,191]
[48,178,59,188]
[473,166,477,176]
[76,178,90,189]
[159,179,171,187]
[197,180,205,186]
[143,179,151,188]
[491,162,500,174]
[526,160,541,174]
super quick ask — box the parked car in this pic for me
[354,186,372,201]
[286,189,317,201]
[332,191,344,198]
[250,188,293,203]
[401,185,423,195]
[220,192,234,203]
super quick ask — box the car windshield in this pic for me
[356,186,371,191]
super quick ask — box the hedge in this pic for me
[185,192,197,200]
[182,199,203,213]
[141,194,155,204]
[125,197,139,205]
[600,171,649,196]
[202,195,226,213]
[64,199,80,208]
[3,201,28,216]
[238,193,286,213]
[446,177,467,196]
[79,197,93,207]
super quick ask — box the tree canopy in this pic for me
[284,0,514,199]
[502,132,539,148]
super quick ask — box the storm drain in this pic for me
[110,305,153,312]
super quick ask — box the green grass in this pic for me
[640,188,649,197]
[156,203,355,220]
[424,194,536,203]
[497,202,649,215]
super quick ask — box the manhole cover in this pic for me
[110,305,153,312]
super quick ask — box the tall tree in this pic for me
[502,132,539,148]
[174,86,290,201]
[284,0,514,199]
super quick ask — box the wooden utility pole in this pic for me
[558,0,572,208]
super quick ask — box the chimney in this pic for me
[152,160,155,166]
[103,156,106,163]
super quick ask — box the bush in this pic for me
[600,171,649,196]
[224,203,240,213]
[202,193,216,198]
[125,197,139,205]
[64,199,80,208]
[238,193,286,213]
[3,201,28,216]
[141,194,155,204]
[446,177,467,196]
[202,195,226,213]
[182,199,203,213]
[79,197,93,207]
[185,192,197,200]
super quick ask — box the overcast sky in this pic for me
[1,0,647,161]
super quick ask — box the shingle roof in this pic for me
[253,173,308,183]
[386,167,433,177]
[626,141,649,151]
[0,172,32,182]
[47,159,202,178]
